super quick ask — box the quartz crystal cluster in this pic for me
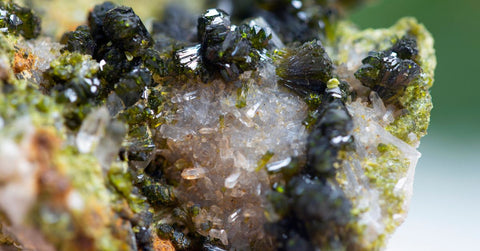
[0,0,435,250]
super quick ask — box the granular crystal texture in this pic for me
[157,65,308,249]
[0,1,435,250]
[331,17,436,247]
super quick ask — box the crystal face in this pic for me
[0,1,435,250]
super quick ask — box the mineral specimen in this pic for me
[0,2,41,39]
[0,0,435,250]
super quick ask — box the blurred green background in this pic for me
[351,0,480,250]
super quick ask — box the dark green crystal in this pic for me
[60,25,96,55]
[355,35,421,105]
[277,40,334,95]
[103,6,153,57]
[0,2,41,39]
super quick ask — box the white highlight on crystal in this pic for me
[99,59,106,71]
[209,229,228,245]
[224,171,241,188]
[205,9,220,17]
[330,135,351,145]
[228,209,242,223]
[266,157,292,172]
[292,0,302,9]
[181,167,207,180]
[246,102,261,118]
[199,127,217,134]
[158,64,308,248]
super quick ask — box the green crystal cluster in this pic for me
[0,0,435,250]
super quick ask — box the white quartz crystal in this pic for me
[15,38,63,81]
[158,63,308,247]
[341,98,421,244]
[76,107,109,153]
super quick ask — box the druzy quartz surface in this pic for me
[0,0,435,250]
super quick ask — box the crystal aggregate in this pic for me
[0,0,435,250]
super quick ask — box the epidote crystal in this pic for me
[0,1,435,250]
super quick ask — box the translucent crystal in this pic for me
[76,107,109,153]
[94,120,126,170]
[181,167,207,180]
[15,38,63,81]
[228,209,241,223]
[209,229,228,246]
[106,93,125,116]
[0,1,435,250]
[198,127,216,134]
[224,171,241,188]
[340,99,421,243]
[266,157,292,172]
[158,64,308,246]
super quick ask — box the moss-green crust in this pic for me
[0,1,435,250]
[331,17,435,145]
[331,17,435,249]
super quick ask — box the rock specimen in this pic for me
[0,0,435,250]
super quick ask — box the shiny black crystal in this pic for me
[277,40,334,96]
[88,1,118,43]
[195,8,272,81]
[114,66,151,107]
[391,35,419,60]
[103,6,153,57]
[355,36,421,104]
[198,9,231,47]
[60,25,96,55]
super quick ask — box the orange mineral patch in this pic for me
[153,235,175,251]
[13,49,36,74]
